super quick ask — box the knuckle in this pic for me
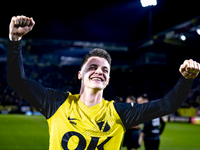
[188,59,192,64]
[11,16,16,20]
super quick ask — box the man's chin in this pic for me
[86,82,107,91]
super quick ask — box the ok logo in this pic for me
[61,131,112,150]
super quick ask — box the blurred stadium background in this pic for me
[1,0,200,149]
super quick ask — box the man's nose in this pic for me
[95,68,103,74]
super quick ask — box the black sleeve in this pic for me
[114,77,193,129]
[7,40,68,119]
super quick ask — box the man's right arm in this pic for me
[7,40,44,110]
[7,16,68,119]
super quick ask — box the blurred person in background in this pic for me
[138,94,166,150]
[137,93,148,104]
[114,96,124,103]
[123,95,141,150]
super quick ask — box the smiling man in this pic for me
[7,16,200,150]
[78,54,111,107]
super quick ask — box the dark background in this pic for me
[1,0,200,101]
[1,0,200,43]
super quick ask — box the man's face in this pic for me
[137,97,144,104]
[137,97,148,104]
[78,56,110,91]
[126,98,134,103]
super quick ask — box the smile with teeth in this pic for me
[91,78,103,81]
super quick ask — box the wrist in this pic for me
[9,34,22,41]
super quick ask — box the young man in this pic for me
[7,16,200,150]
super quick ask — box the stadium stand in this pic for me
[0,39,200,116]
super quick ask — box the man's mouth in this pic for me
[91,77,103,82]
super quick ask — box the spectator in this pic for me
[138,94,166,150]
[114,96,124,103]
[123,95,141,150]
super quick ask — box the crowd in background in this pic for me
[1,60,200,113]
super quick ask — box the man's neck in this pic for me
[79,88,103,107]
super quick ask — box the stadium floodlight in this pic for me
[140,0,157,37]
[196,28,200,35]
[140,0,157,7]
[180,34,186,41]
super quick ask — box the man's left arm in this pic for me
[114,59,200,129]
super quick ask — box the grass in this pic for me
[158,122,200,150]
[0,114,49,150]
[121,122,200,150]
[0,114,200,150]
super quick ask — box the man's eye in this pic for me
[89,66,96,70]
[103,69,108,73]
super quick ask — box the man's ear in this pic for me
[78,71,82,80]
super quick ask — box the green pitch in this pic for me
[121,121,200,150]
[0,114,200,150]
[0,114,49,150]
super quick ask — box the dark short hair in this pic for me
[114,96,123,103]
[81,48,112,69]
[127,95,136,103]
[138,93,148,99]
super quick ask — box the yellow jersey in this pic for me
[47,92,125,150]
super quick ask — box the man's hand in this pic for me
[9,15,35,41]
[179,59,200,79]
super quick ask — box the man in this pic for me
[7,15,200,150]
[140,117,165,150]
[138,94,165,150]
[123,96,141,150]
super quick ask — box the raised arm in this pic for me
[7,16,68,118]
[115,59,200,129]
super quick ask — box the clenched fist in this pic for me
[179,59,200,79]
[9,15,35,41]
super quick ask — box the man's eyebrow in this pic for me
[102,66,109,69]
[88,64,109,69]
[89,64,97,67]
